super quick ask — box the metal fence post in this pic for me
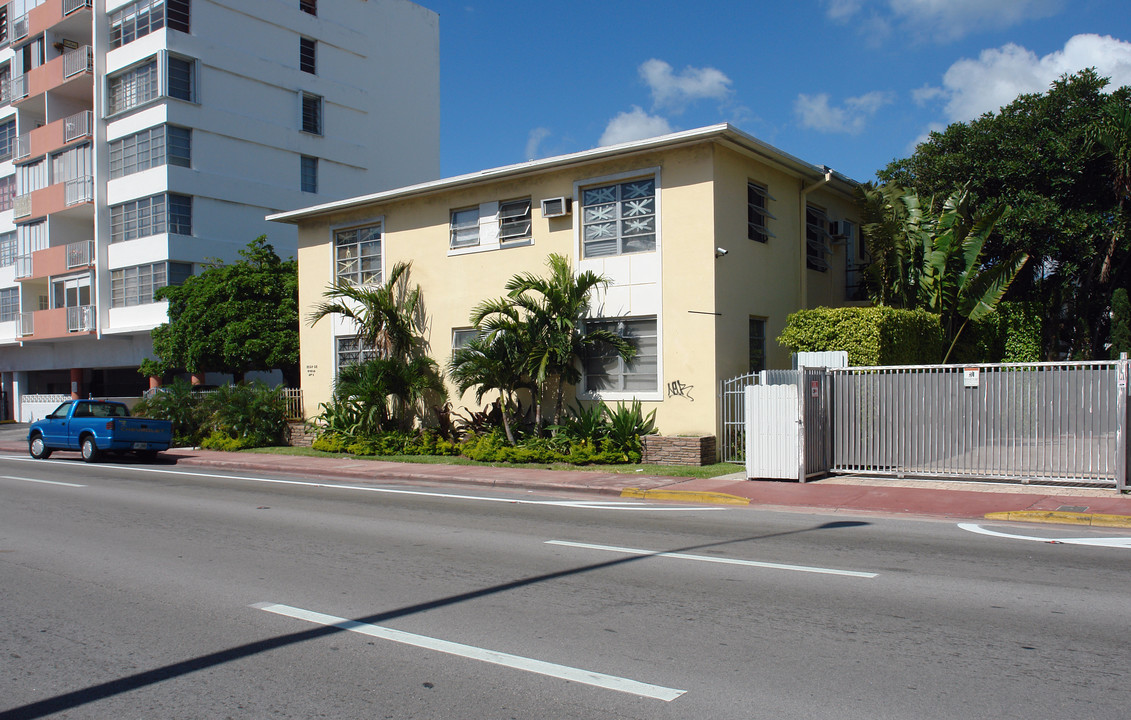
[1117,353,1128,492]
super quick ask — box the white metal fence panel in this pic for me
[744,384,799,479]
[831,361,1125,485]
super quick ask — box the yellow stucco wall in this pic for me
[294,138,859,442]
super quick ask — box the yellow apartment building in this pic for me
[269,124,862,445]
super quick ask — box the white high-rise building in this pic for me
[0,0,440,420]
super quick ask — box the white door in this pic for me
[744,384,800,480]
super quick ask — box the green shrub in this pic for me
[312,433,349,453]
[200,430,257,451]
[604,400,657,455]
[954,301,1043,363]
[132,378,210,446]
[778,307,943,365]
[206,382,288,448]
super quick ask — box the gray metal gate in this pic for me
[830,360,1129,487]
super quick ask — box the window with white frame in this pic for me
[335,222,381,285]
[110,0,190,50]
[17,159,47,195]
[0,119,14,161]
[747,182,775,243]
[167,55,195,102]
[108,60,159,114]
[299,36,316,74]
[749,317,766,373]
[449,207,479,249]
[805,205,831,272]
[581,177,656,258]
[301,93,322,134]
[451,328,480,350]
[583,316,658,393]
[498,198,532,244]
[0,175,14,212]
[0,287,17,322]
[110,193,192,242]
[336,335,375,372]
[0,232,16,267]
[109,125,191,178]
[300,155,317,193]
[110,261,192,307]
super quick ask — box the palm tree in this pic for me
[1087,98,1131,286]
[308,261,423,361]
[474,254,636,429]
[334,355,445,434]
[859,184,1028,361]
[448,332,532,444]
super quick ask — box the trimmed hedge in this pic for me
[778,307,943,366]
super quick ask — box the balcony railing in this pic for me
[10,74,28,102]
[64,110,92,142]
[14,254,31,279]
[14,134,30,161]
[18,313,33,337]
[64,0,93,15]
[12,194,30,219]
[64,176,93,206]
[63,46,93,79]
[67,305,95,332]
[12,15,27,43]
[66,240,94,269]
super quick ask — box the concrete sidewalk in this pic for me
[3,422,1128,527]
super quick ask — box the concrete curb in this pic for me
[620,488,751,506]
[984,510,1131,529]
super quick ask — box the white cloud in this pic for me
[599,107,674,147]
[826,0,1063,42]
[639,59,732,111]
[524,127,552,160]
[921,34,1131,122]
[795,91,894,134]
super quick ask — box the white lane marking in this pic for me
[546,540,878,578]
[252,602,686,702]
[0,456,716,511]
[957,523,1131,549]
[1,475,86,487]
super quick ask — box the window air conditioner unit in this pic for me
[541,197,571,218]
[828,220,847,246]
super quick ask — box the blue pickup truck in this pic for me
[28,400,173,462]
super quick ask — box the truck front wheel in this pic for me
[80,436,100,463]
[29,434,52,460]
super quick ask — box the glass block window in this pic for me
[584,316,658,392]
[302,93,322,134]
[300,155,318,193]
[334,223,382,285]
[336,336,376,372]
[300,37,316,74]
[449,207,479,249]
[0,287,17,322]
[0,175,14,212]
[110,193,192,242]
[110,261,192,307]
[108,60,159,114]
[167,56,195,101]
[749,318,766,373]
[499,199,532,244]
[747,182,775,243]
[581,177,656,257]
[0,232,16,267]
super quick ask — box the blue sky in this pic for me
[414,0,1131,183]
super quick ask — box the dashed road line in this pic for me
[1,475,85,487]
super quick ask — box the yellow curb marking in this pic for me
[621,487,750,505]
[984,510,1131,529]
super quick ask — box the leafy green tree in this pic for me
[472,253,636,429]
[879,69,1131,358]
[308,261,423,361]
[148,236,299,384]
[1111,288,1131,358]
[859,184,1027,361]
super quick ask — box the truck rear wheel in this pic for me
[29,434,52,460]
[80,436,100,463]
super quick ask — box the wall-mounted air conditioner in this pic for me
[541,197,572,218]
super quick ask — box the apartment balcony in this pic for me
[12,175,94,222]
[26,0,93,43]
[14,111,92,162]
[15,240,94,282]
[12,45,93,110]
[17,305,95,341]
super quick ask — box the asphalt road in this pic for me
[2,453,1129,719]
